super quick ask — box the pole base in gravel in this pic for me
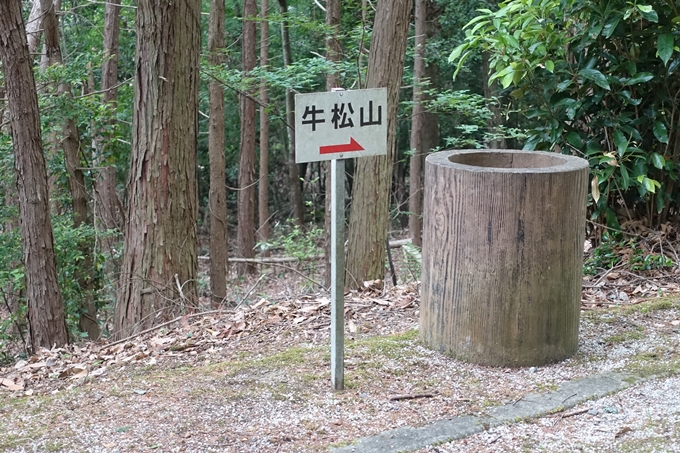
[420,150,589,367]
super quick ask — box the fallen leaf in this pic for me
[90,366,108,377]
[1,378,24,391]
[27,361,47,370]
[14,360,27,370]
[252,298,268,310]
[615,426,632,438]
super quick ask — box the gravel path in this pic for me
[418,374,680,453]
[2,289,680,452]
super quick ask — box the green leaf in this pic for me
[452,50,472,79]
[566,131,582,148]
[657,34,674,66]
[449,44,468,63]
[653,121,669,143]
[638,6,659,22]
[505,35,520,49]
[616,90,641,105]
[620,164,630,190]
[624,72,654,85]
[578,68,610,90]
[638,175,660,193]
[544,60,554,72]
[606,208,622,231]
[510,86,526,99]
[501,69,515,88]
[613,130,628,156]
[556,80,572,92]
[651,152,666,169]
[603,16,621,38]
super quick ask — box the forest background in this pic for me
[0,0,679,357]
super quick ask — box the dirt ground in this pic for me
[1,232,680,452]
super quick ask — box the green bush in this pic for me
[450,0,680,228]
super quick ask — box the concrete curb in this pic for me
[331,372,644,453]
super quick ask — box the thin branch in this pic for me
[234,274,266,309]
[313,0,326,11]
[1,290,28,356]
[203,72,294,132]
[389,393,434,401]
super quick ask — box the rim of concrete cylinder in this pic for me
[427,149,589,174]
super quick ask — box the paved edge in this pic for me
[331,372,644,453]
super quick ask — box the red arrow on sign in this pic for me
[319,137,365,155]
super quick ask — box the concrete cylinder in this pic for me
[420,150,589,367]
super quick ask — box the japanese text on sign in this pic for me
[295,88,387,163]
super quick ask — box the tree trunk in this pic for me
[1,90,21,328]
[208,0,228,306]
[393,157,407,228]
[114,0,200,338]
[278,0,304,226]
[258,0,271,257]
[408,0,426,247]
[323,0,341,286]
[41,0,100,339]
[26,0,43,56]
[237,0,258,276]
[95,0,123,253]
[345,0,412,289]
[0,0,69,350]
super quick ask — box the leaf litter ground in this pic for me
[1,234,680,452]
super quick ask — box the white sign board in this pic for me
[295,88,388,163]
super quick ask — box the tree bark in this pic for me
[258,0,271,257]
[41,0,100,339]
[208,0,228,305]
[278,0,304,226]
[237,0,258,275]
[323,0,342,286]
[94,0,124,253]
[114,0,200,338]
[26,0,43,56]
[345,0,412,289]
[0,0,69,350]
[408,0,426,247]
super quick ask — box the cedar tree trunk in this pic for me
[114,0,201,338]
[323,0,341,286]
[208,0,229,305]
[41,0,100,339]
[278,0,305,226]
[95,0,124,253]
[408,0,426,247]
[345,0,412,289]
[258,0,271,256]
[237,0,258,275]
[0,0,69,350]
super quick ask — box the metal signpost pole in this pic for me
[294,87,386,391]
[330,158,345,391]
